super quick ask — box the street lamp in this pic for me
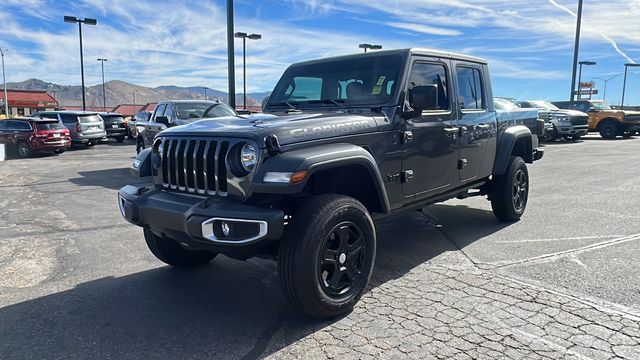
[359,43,382,53]
[593,74,622,101]
[569,0,584,101]
[0,48,8,117]
[133,90,139,112]
[621,63,640,108]
[64,16,97,111]
[203,87,208,100]
[97,58,108,111]
[234,32,261,110]
[577,60,596,100]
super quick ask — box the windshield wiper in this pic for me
[272,101,299,110]
[308,98,347,109]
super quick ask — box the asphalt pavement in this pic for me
[0,135,639,359]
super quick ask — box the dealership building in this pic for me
[0,89,58,117]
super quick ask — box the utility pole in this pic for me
[0,48,8,117]
[226,0,236,109]
[97,58,108,111]
[569,0,584,102]
[203,87,208,100]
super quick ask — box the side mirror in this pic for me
[409,85,439,112]
[156,116,170,127]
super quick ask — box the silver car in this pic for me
[35,111,107,146]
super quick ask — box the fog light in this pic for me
[221,222,231,236]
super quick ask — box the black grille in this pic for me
[571,116,588,126]
[160,138,229,196]
[625,114,640,122]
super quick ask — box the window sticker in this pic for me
[376,76,386,86]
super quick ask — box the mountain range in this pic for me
[5,79,271,108]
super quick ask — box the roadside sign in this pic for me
[574,90,598,96]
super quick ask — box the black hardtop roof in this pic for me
[290,48,488,68]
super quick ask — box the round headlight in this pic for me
[240,143,257,172]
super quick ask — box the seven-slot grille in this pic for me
[159,138,229,196]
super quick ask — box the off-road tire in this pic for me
[491,156,529,222]
[16,141,32,158]
[143,228,217,268]
[598,120,619,140]
[278,194,376,319]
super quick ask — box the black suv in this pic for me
[119,49,543,319]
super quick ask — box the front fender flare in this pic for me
[253,143,390,213]
[493,125,533,176]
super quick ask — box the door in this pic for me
[0,120,9,144]
[402,60,460,198]
[454,64,494,182]
[146,103,166,144]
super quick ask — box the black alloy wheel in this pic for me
[318,221,367,297]
[17,141,31,157]
[512,169,528,213]
[491,156,529,222]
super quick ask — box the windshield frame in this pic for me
[591,101,611,110]
[267,53,408,110]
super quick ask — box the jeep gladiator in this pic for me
[118,49,543,319]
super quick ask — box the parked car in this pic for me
[130,111,151,139]
[34,111,106,146]
[120,48,543,319]
[552,100,640,139]
[494,98,545,140]
[135,100,237,153]
[517,100,589,142]
[99,112,127,142]
[0,117,70,157]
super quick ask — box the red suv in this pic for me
[0,117,71,157]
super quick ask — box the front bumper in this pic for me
[621,122,640,133]
[556,125,589,136]
[118,185,284,249]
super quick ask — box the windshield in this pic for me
[35,122,66,131]
[78,115,102,123]
[203,104,237,118]
[531,101,559,111]
[592,101,611,110]
[268,54,404,108]
[494,98,519,111]
[101,115,124,123]
[175,102,225,120]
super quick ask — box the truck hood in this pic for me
[158,112,380,147]
[549,109,588,117]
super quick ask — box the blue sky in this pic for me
[1,0,639,104]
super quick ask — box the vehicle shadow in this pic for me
[69,167,149,190]
[0,205,510,359]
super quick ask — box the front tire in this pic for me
[136,137,145,154]
[491,156,529,222]
[542,126,557,142]
[278,194,376,319]
[598,121,619,140]
[143,228,217,268]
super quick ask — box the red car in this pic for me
[0,117,71,157]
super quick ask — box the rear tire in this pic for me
[542,126,557,142]
[598,121,619,140]
[143,228,217,268]
[136,137,145,154]
[278,194,376,319]
[491,156,529,222]
[16,141,32,158]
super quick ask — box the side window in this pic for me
[16,121,32,131]
[456,66,486,110]
[60,114,77,123]
[153,104,167,122]
[0,121,6,130]
[163,103,174,120]
[408,62,450,111]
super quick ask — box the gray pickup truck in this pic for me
[517,100,588,142]
[119,49,543,319]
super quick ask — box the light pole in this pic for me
[577,60,596,100]
[234,32,261,109]
[133,90,139,111]
[64,16,97,111]
[227,0,236,109]
[569,0,584,101]
[358,43,382,53]
[0,47,8,117]
[203,87,208,100]
[97,58,108,111]
[621,63,640,108]
[593,74,622,101]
